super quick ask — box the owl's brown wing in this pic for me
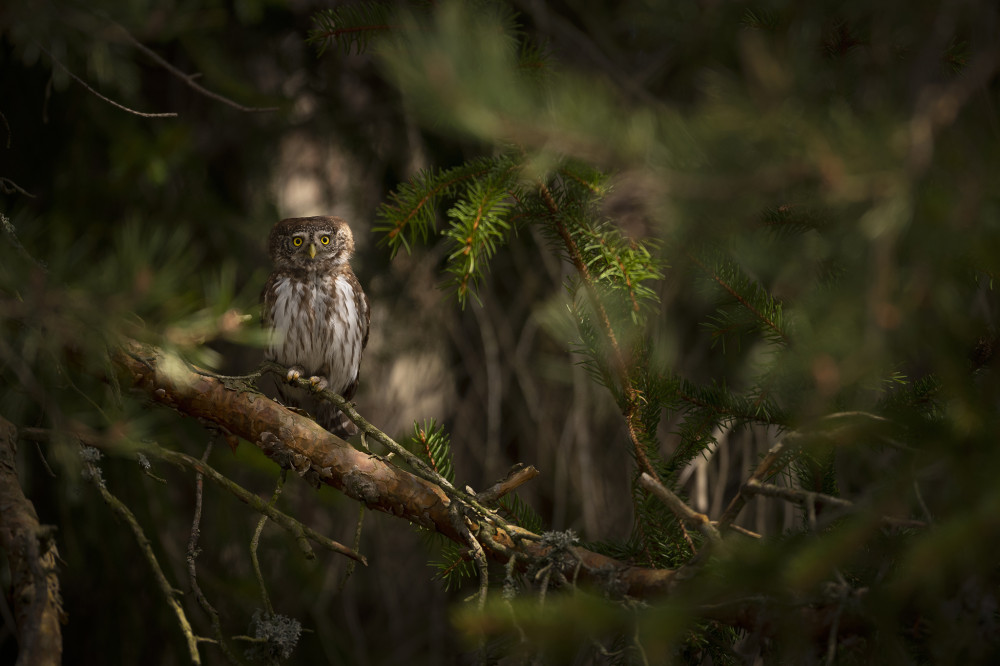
[360,288,371,351]
[338,271,369,402]
[260,272,279,329]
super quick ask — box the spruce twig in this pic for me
[538,180,660,481]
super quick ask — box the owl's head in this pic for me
[268,216,355,272]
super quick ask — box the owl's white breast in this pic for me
[266,274,365,394]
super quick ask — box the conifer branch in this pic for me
[538,180,660,481]
[376,162,493,256]
[308,3,399,56]
[412,419,454,484]
[444,180,514,304]
[689,253,790,346]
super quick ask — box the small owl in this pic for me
[261,216,370,437]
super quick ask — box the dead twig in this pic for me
[39,44,177,118]
[742,479,928,530]
[111,22,280,113]
[186,436,242,665]
[639,473,721,544]
[82,447,202,663]
[475,463,540,503]
[251,471,287,616]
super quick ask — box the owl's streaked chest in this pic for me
[265,273,365,391]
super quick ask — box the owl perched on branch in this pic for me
[261,216,370,437]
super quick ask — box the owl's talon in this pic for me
[308,376,329,392]
[286,366,306,382]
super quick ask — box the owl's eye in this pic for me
[292,237,304,247]
[320,235,331,245]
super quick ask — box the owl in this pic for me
[261,216,370,437]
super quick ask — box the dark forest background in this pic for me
[2,0,1000,664]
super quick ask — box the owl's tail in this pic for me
[272,382,359,439]
[320,408,359,439]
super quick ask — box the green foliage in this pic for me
[697,253,790,350]
[6,0,1000,662]
[429,540,476,591]
[375,150,666,309]
[408,418,454,483]
[441,170,517,305]
[497,492,543,534]
[375,156,510,257]
[308,2,398,56]
[339,0,1000,659]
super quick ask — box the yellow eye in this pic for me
[320,235,331,245]
[292,237,303,247]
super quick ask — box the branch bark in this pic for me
[0,416,63,666]
[111,341,679,599]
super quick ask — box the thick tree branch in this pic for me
[104,339,889,648]
[0,415,63,666]
[111,340,679,599]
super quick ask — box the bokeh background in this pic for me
[3,0,1000,663]
[1,2,646,662]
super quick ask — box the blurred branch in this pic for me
[0,415,63,666]
[908,45,1000,172]
[81,448,202,664]
[1,212,46,269]
[109,23,281,113]
[38,44,178,118]
[742,480,928,530]
[0,177,37,198]
[718,411,912,532]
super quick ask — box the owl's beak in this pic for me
[308,243,317,259]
